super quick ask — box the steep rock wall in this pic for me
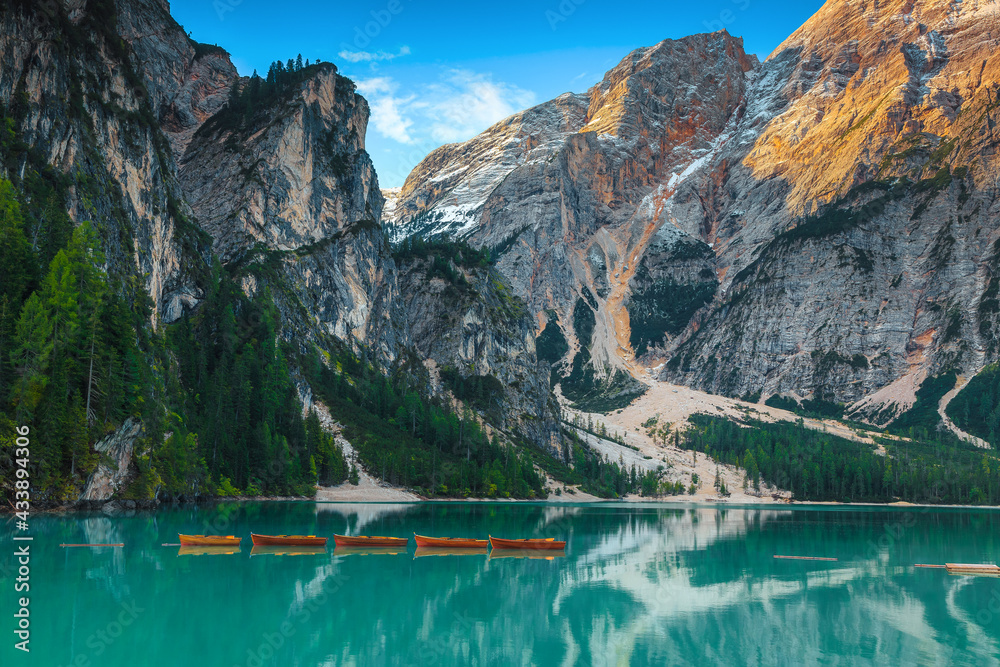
[662,0,1000,405]
[390,32,756,401]
[0,0,210,322]
[178,65,404,360]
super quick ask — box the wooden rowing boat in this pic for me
[413,534,488,549]
[250,533,328,547]
[333,534,408,547]
[178,534,242,547]
[488,536,566,550]
[488,549,565,560]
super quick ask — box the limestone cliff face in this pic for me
[174,59,560,447]
[391,0,1000,413]
[117,0,238,158]
[391,92,590,240]
[397,257,563,457]
[180,67,382,257]
[170,55,559,435]
[177,65,404,360]
[80,417,144,501]
[0,0,212,322]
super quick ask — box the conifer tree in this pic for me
[0,180,36,402]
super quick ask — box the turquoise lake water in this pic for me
[3,502,1000,666]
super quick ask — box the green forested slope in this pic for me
[684,414,1000,504]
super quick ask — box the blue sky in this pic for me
[171,0,824,187]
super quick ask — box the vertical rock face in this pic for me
[117,0,238,158]
[0,0,209,322]
[180,67,383,257]
[80,417,144,501]
[391,0,1000,412]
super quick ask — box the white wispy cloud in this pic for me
[338,45,411,63]
[422,70,537,143]
[355,69,536,147]
[355,77,415,144]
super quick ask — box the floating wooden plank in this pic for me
[773,555,838,561]
[945,563,1000,575]
[914,564,947,569]
[59,543,124,547]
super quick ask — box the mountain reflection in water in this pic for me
[8,503,1000,666]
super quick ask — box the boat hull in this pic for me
[489,536,566,550]
[250,533,328,547]
[334,534,409,547]
[414,534,488,549]
[178,534,242,547]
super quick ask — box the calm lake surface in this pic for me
[4,502,1000,666]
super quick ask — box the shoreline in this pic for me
[311,497,1000,511]
[9,494,1000,513]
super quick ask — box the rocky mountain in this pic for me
[666,0,1000,416]
[391,31,757,408]
[389,0,1000,419]
[176,63,405,363]
[0,0,564,504]
[9,0,999,506]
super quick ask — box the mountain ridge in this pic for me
[388,0,1000,419]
